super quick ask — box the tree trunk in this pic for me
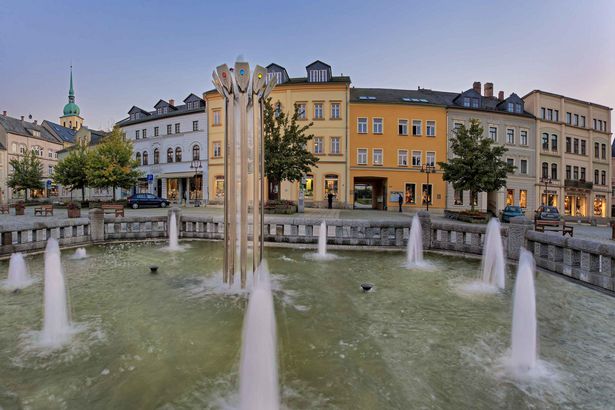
[81,187,85,202]
[24,188,28,201]
[113,186,117,202]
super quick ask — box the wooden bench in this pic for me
[534,220,573,237]
[0,204,8,214]
[102,204,125,217]
[34,204,53,216]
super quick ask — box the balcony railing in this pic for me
[564,179,593,189]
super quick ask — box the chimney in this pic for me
[2,110,6,116]
[20,115,24,121]
[473,81,482,95]
[498,91,504,101]
[33,120,37,125]
[484,82,494,98]
[169,99,175,107]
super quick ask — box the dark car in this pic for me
[534,205,560,224]
[501,205,524,223]
[127,193,170,209]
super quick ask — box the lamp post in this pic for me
[540,176,552,206]
[190,159,203,207]
[420,164,436,211]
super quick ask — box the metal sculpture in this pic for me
[212,61,276,288]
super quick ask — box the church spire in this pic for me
[68,65,75,103]
[61,65,82,130]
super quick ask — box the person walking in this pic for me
[398,193,403,212]
[327,192,334,209]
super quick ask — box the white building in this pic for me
[117,94,208,205]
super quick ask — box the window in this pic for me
[305,174,314,197]
[566,112,572,124]
[422,184,433,205]
[580,116,586,127]
[175,147,182,162]
[412,151,421,167]
[546,109,552,121]
[193,120,199,131]
[506,129,514,144]
[296,103,306,120]
[551,134,557,152]
[357,118,368,133]
[398,119,408,135]
[154,148,159,164]
[373,118,383,134]
[463,97,471,107]
[566,165,571,180]
[357,148,368,164]
[507,158,515,170]
[426,121,436,136]
[516,103,522,113]
[581,140,586,156]
[594,169,599,184]
[489,127,497,141]
[143,151,149,165]
[542,162,549,179]
[314,137,324,154]
[580,167,586,181]
[595,142,600,158]
[554,110,559,122]
[601,144,606,159]
[142,129,147,138]
[520,130,528,146]
[324,174,338,196]
[454,189,463,205]
[48,149,53,158]
[330,137,340,154]
[593,119,598,129]
[213,142,221,158]
[313,103,323,119]
[412,120,422,136]
[215,176,224,198]
[520,190,527,208]
[507,102,514,112]
[192,145,200,160]
[135,130,140,139]
[471,98,479,108]
[566,137,571,153]
[426,151,435,167]
[601,170,606,185]
[309,69,328,83]
[11,142,16,153]
[551,163,557,180]
[48,165,53,176]
[405,183,416,204]
[175,123,180,133]
[213,110,221,126]
[331,103,340,119]
[573,114,579,126]
[167,124,172,134]
[520,159,528,174]
[136,152,141,165]
[19,145,26,154]
[154,126,159,137]
[507,189,514,206]
[541,133,549,150]
[541,107,546,119]
[167,148,174,163]
[573,138,579,154]
[373,148,383,165]
[398,150,408,166]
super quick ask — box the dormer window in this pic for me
[471,98,479,108]
[515,103,522,113]
[308,69,328,82]
[507,102,514,112]
[463,97,471,107]
[31,129,41,137]
[268,72,282,84]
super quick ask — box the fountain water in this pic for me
[3,253,33,290]
[72,248,88,260]
[480,218,505,289]
[510,248,537,372]
[318,221,327,257]
[406,214,424,265]
[239,260,279,410]
[168,212,180,251]
[40,238,72,347]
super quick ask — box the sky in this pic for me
[1,0,614,130]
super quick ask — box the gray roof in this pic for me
[0,115,63,144]
[117,100,205,127]
[43,120,77,143]
[0,141,5,150]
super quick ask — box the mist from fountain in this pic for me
[510,248,537,372]
[168,212,180,251]
[40,238,72,348]
[72,248,88,260]
[3,253,34,290]
[481,218,506,289]
[239,260,279,410]
[406,215,424,266]
[318,221,327,257]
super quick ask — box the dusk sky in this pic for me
[1,0,614,130]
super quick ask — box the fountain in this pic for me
[3,253,34,290]
[406,214,424,266]
[510,247,537,372]
[168,212,180,251]
[318,221,327,257]
[239,260,279,410]
[72,248,88,260]
[480,218,505,289]
[40,238,73,348]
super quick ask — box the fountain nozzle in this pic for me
[361,283,373,292]
[149,266,159,274]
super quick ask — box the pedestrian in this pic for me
[327,192,334,209]
[398,193,403,212]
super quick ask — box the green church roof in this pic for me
[62,67,80,116]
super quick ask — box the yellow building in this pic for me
[349,88,448,210]
[204,61,350,207]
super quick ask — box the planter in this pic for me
[264,205,297,214]
[67,208,81,218]
[444,209,489,224]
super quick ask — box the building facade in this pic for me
[349,88,448,210]
[523,90,612,220]
[204,60,351,207]
[444,82,537,214]
[117,94,208,205]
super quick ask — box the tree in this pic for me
[8,150,43,201]
[53,142,89,201]
[438,118,515,211]
[86,126,141,201]
[264,99,319,200]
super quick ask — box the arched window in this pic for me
[154,148,160,164]
[142,151,148,165]
[541,162,548,179]
[135,152,142,165]
[175,147,182,162]
[192,144,200,160]
[167,148,174,163]
[601,170,606,185]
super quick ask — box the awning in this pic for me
[161,172,198,178]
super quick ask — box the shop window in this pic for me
[405,183,416,204]
[421,184,432,205]
[506,189,514,206]
[454,189,463,206]
[324,174,338,196]
[215,176,225,198]
[594,196,606,217]
[305,175,314,198]
[519,190,527,208]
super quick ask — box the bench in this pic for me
[102,204,125,217]
[534,220,573,237]
[34,204,53,216]
[0,204,8,214]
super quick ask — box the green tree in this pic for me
[53,142,89,201]
[86,126,141,201]
[264,99,319,200]
[8,150,43,200]
[438,118,515,211]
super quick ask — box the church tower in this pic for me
[60,66,83,130]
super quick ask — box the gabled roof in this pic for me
[42,120,77,143]
[117,93,206,126]
[128,106,151,116]
[306,60,331,70]
[183,93,204,103]
[154,99,178,110]
[0,115,63,145]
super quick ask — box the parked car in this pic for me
[501,205,524,223]
[127,193,170,209]
[534,205,561,224]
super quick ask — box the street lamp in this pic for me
[420,164,436,211]
[190,159,203,207]
[540,176,552,206]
